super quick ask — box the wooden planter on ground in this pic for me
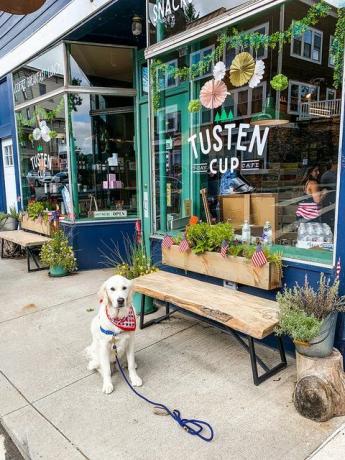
[21,213,53,237]
[162,245,281,290]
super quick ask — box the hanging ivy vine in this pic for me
[151,0,341,111]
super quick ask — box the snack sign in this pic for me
[188,123,269,173]
[152,0,193,25]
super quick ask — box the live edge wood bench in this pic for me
[0,230,50,272]
[134,271,287,386]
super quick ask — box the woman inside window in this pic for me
[296,165,322,221]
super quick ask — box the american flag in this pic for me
[251,244,268,267]
[220,240,229,258]
[162,235,174,250]
[179,237,190,253]
[296,202,320,220]
[336,258,341,281]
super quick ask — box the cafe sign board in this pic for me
[188,123,269,174]
[93,210,128,219]
[152,0,193,25]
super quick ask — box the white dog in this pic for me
[86,275,143,394]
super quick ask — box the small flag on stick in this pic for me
[162,235,174,250]
[220,240,229,258]
[179,235,190,253]
[336,258,341,281]
[251,244,267,268]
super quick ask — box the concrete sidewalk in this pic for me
[0,257,344,460]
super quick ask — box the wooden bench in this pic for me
[133,271,287,385]
[0,230,50,272]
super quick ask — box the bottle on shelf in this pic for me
[262,221,272,246]
[242,220,251,244]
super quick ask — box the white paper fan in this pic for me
[213,61,226,81]
[248,60,265,89]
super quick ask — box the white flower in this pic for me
[248,60,265,88]
[213,61,226,81]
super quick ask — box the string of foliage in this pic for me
[333,8,345,88]
[151,1,336,111]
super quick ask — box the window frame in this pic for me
[326,88,336,100]
[329,35,335,68]
[3,144,14,168]
[287,80,320,115]
[190,45,215,81]
[228,81,267,120]
[224,22,269,65]
[290,24,323,65]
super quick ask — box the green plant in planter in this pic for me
[40,230,77,274]
[27,201,47,221]
[276,275,345,355]
[185,222,234,254]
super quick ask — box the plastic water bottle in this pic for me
[298,223,307,242]
[242,220,251,244]
[262,221,272,246]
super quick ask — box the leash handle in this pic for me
[115,356,214,442]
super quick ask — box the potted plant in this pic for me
[0,206,19,231]
[162,222,282,290]
[276,274,345,358]
[112,239,158,315]
[40,230,77,277]
[22,201,53,236]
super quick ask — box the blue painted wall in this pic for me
[61,220,136,271]
[0,75,21,212]
[0,0,72,59]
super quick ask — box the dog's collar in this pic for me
[105,305,136,332]
[100,326,118,336]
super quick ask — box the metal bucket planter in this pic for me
[49,265,69,277]
[133,292,157,315]
[1,217,17,231]
[294,311,338,358]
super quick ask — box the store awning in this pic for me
[0,0,116,78]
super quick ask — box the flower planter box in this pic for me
[162,245,281,290]
[21,213,53,237]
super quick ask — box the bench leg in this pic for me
[1,238,4,259]
[248,336,287,386]
[26,246,48,273]
[139,297,176,330]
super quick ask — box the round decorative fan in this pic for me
[199,79,228,110]
[230,52,255,87]
[0,0,45,14]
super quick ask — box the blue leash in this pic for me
[115,355,214,442]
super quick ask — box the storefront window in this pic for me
[16,96,68,210]
[68,44,134,88]
[69,94,137,219]
[13,44,64,106]
[151,1,341,265]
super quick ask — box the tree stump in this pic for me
[294,349,345,422]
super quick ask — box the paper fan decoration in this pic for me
[213,61,226,81]
[230,52,255,87]
[248,60,265,89]
[32,121,52,142]
[200,79,228,109]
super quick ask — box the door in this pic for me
[1,138,17,211]
[154,91,190,232]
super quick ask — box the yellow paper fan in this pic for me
[230,52,255,87]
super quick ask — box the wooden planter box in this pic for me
[21,213,53,237]
[162,245,281,290]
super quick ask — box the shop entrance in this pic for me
[154,91,190,232]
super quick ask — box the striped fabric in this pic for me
[162,235,174,249]
[251,245,267,268]
[220,240,229,258]
[296,202,320,220]
[336,258,341,281]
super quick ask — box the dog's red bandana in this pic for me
[105,305,136,331]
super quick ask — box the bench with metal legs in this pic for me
[1,238,47,273]
[139,295,287,386]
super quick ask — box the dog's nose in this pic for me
[117,297,125,305]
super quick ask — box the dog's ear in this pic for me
[127,280,134,307]
[98,282,110,306]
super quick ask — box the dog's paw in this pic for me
[130,375,142,387]
[102,382,114,394]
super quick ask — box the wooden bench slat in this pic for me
[133,272,279,340]
[0,230,50,247]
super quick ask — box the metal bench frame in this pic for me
[1,238,47,273]
[139,296,287,386]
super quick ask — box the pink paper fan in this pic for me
[200,79,228,110]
